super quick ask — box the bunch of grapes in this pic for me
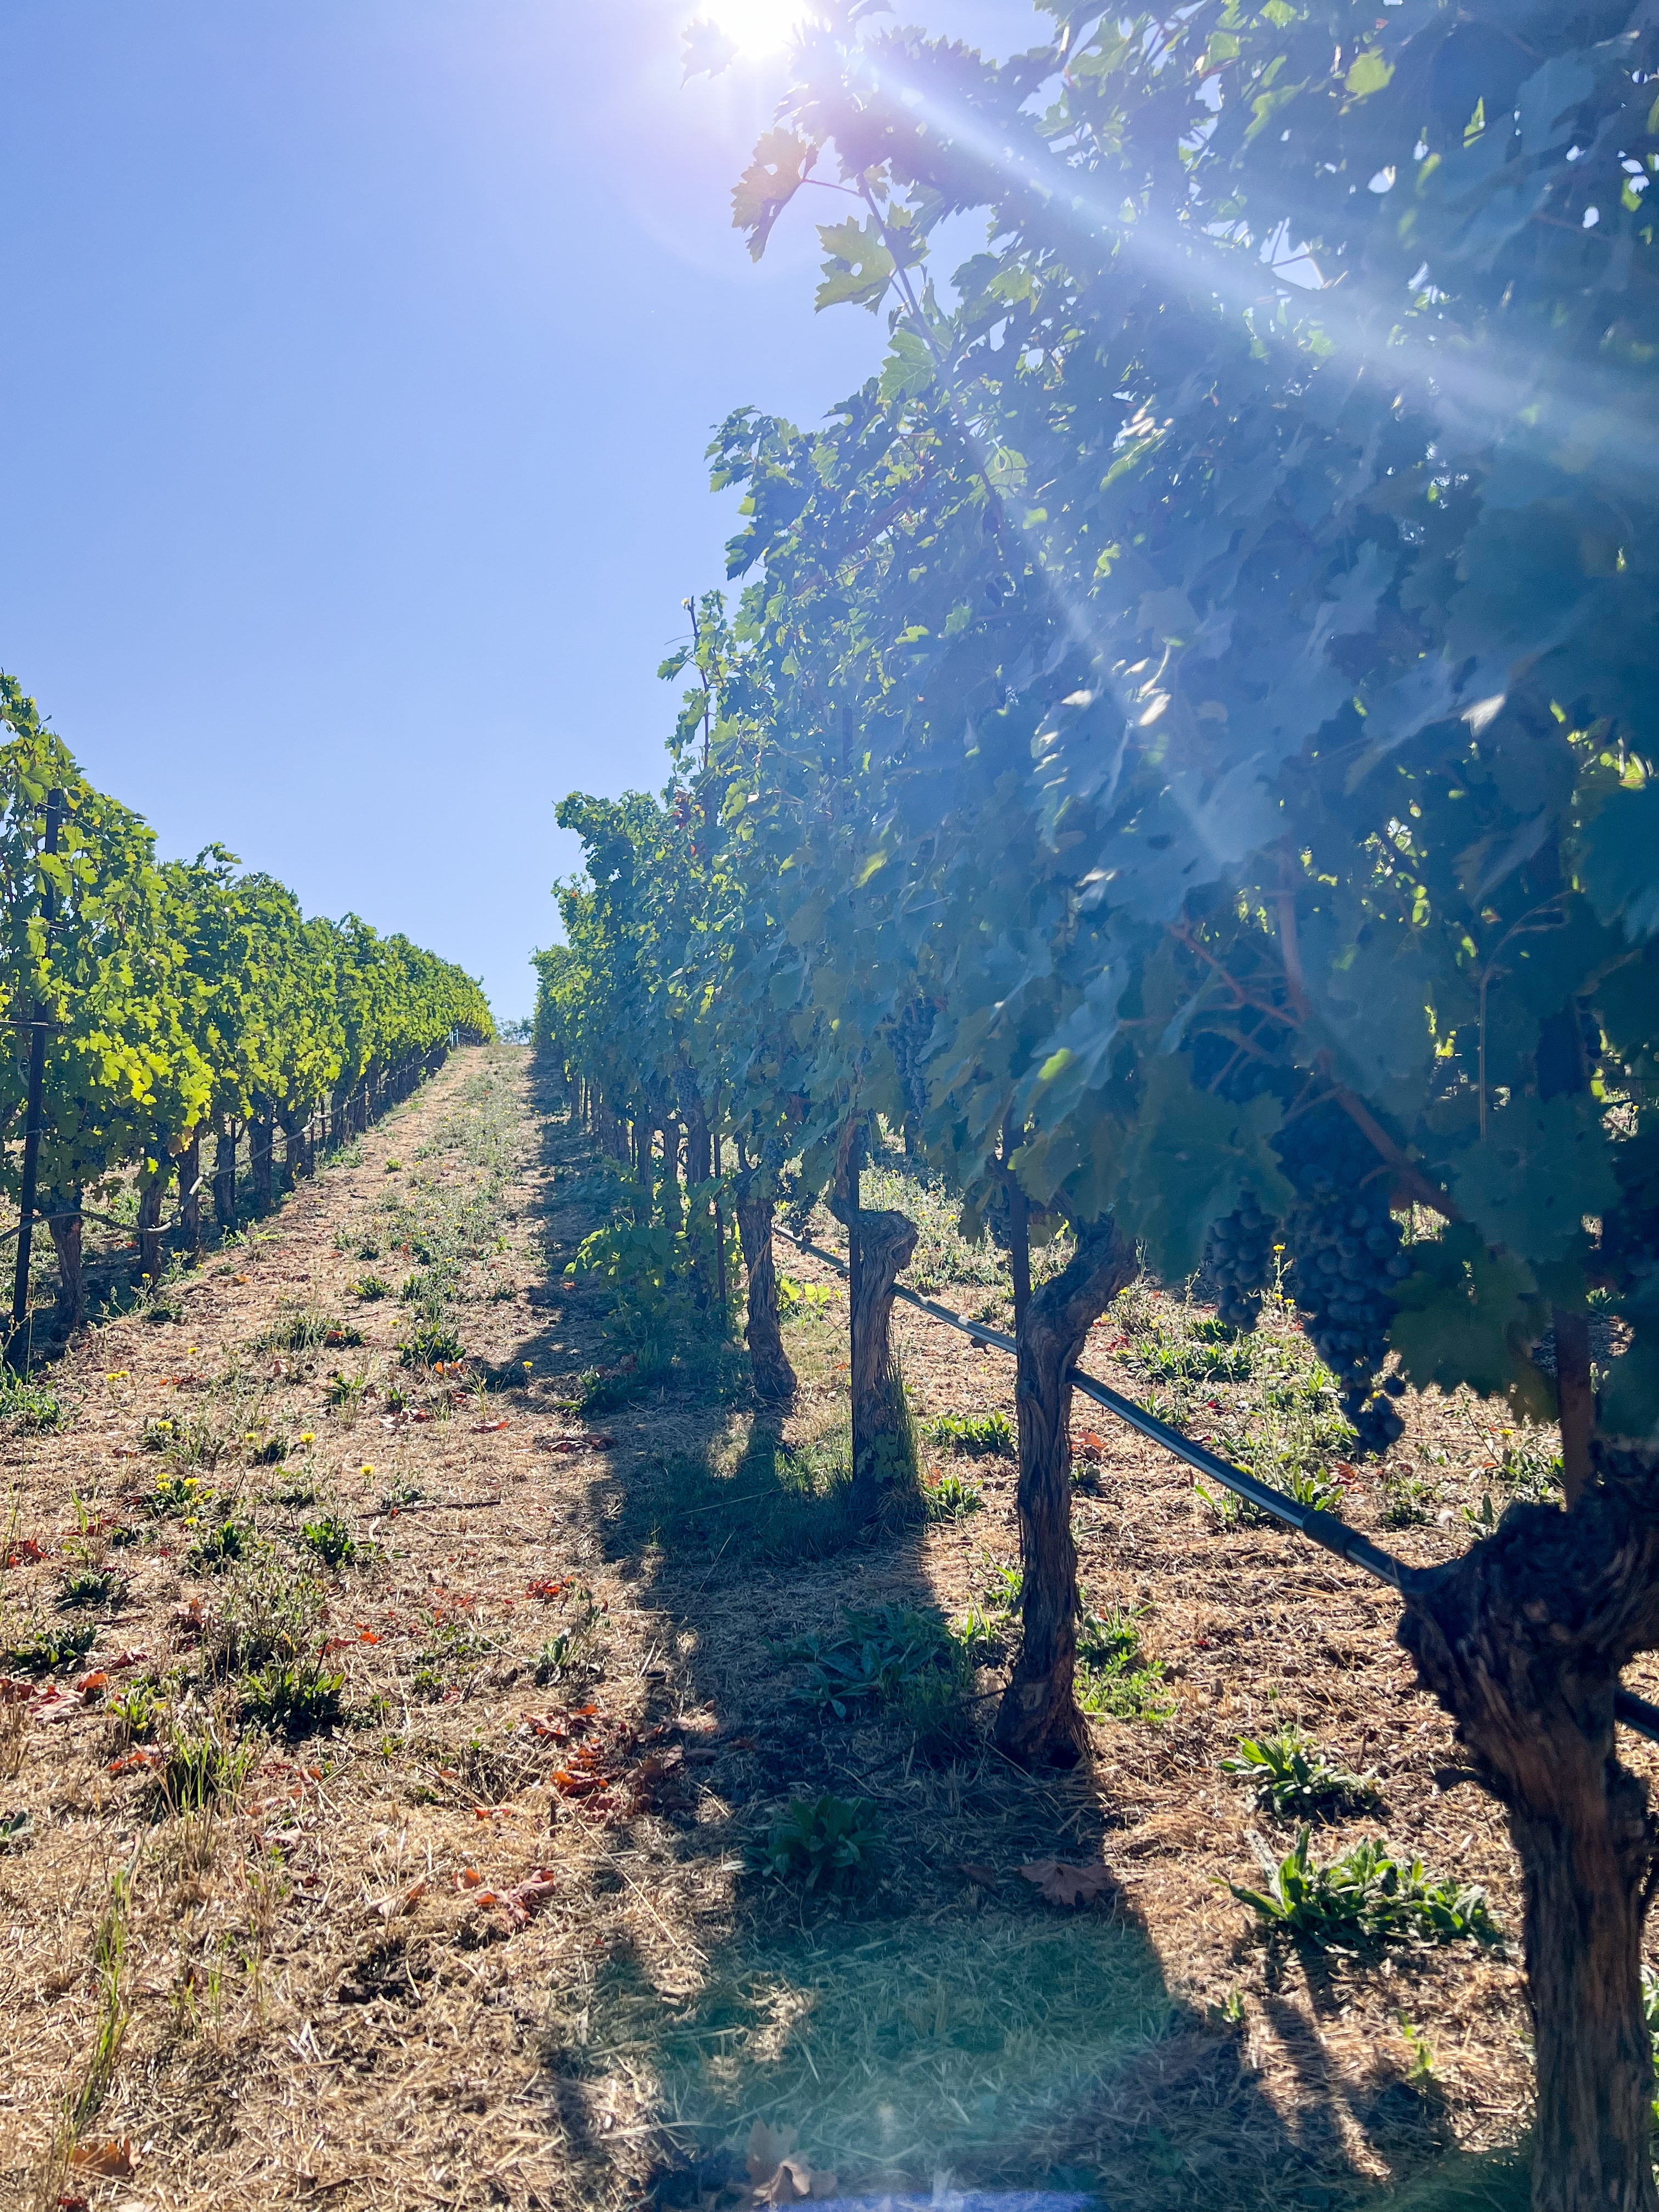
[1205,1190,1280,1331]
[1278,1107,1414,1454]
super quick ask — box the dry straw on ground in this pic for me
[1,1046,1640,2211]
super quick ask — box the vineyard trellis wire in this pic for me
[778,1222,1659,1750]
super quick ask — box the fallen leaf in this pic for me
[958,1862,1001,1888]
[478,1865,557,1928]
[5,1537,44,1565]
[1077,1430,1108,1454]
[1020,1857,1115,1908]
[746,2124,798,2186]
[471,1418,511,1433]
[456,1866,484,1889]
[69,2141,137,2179]
[77,1672,110,1699]
[372,1878,427,1920]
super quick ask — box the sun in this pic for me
[701,0,805,57]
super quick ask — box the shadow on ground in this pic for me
[510,1066,1529,2212]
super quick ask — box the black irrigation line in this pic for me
[778,1227,1659,1750]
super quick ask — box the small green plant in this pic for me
[0,1370,64,1431]
[777,1274,837,1319]
[1493,1432,1562,1505]
[188,1519,254,1572]
[1229,1827,1500,1948]
[1221,1727,1381,1821]
[1075,1602,1173,1723]
[759,1793,882,1892]
[154,1714,253,1815]
[211,1551,325,1672]
[326,1369,371,1415]
[384,1158,403,1173]
[143,1468,213,1516]
[1398,2014,1439,2091]
[926,1409,1015,1457]
[981,1560,1024,1614]
[1379,1469,1437,1528]
[400,1318,465,1368]
[139,1414,225,1470]
[380,1479,425,1511]
[257,1308,363,1353]
[894,1668,978,1764]
[105,1681,159,1746]
[532,1633,574,1685]
[301,1514,357,1567]
[5,1619,96,1674]
[240,1654,346,1736]
[275,1478,318,1507]
[59,1566,123,1610]
[778,1605,957,1719]
[349,1273,391,1300]
[245,1429,289,1466]
[923,1470,984,1521]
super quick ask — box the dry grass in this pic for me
[0,1049,1642,2212]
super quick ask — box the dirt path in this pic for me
[3,1062,1613,2212]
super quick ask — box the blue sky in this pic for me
[0,1,1034,1019]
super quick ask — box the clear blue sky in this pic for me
[0,1,1033,1020]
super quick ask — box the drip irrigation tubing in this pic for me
[777,1226,1659,1750]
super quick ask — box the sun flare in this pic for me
[702,0,805,57]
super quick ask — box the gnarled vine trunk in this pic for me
[1398,1449,1659,2212]
[250,1112,276,1215]
[178,1130,203,1256]
[995,1218,1138,1768]
[47,1198,84,1333]
[213,1124,238,1230]
[736,1189,794,1407]
[844,1206,918,1522]
[136,1153,170,1287]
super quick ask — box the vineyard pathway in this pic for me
[2,1043,1560,2211]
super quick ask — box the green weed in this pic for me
[1221,1727,1381,1821]
[211,1551,325,1671]
[301,1515,357,1567]
[923,1470,984,1521]
[59,1566,123,1610]
[257,1308,363,1353]
[1075,1602,1173,1724]
[400,1318,465,1368]
[758,1794,883,1893]
[349,1273,392,1300]
[152,1710,253,1815]
[0,1369,64,1430]
[188,1519,254,1573]
[5,1619,96,1674]
[778,1605,958,1719]
[926,1409,1014,1458]
[1230,1828,1500,1949]
[778,1274,837,1319]
[240,1654,346,1736]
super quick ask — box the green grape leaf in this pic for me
[1115,1057,1294,1280]
[732,130,817,261]
[1449,1096,1618,1262]
[1389,1226,1551,1415]
[815,217,897,312]
[1577,778,1659,944]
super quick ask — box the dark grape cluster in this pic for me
[1278,1108,1414,1455]
[1205,1190,1279,1331]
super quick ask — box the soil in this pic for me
[3,1045,1653,2212]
